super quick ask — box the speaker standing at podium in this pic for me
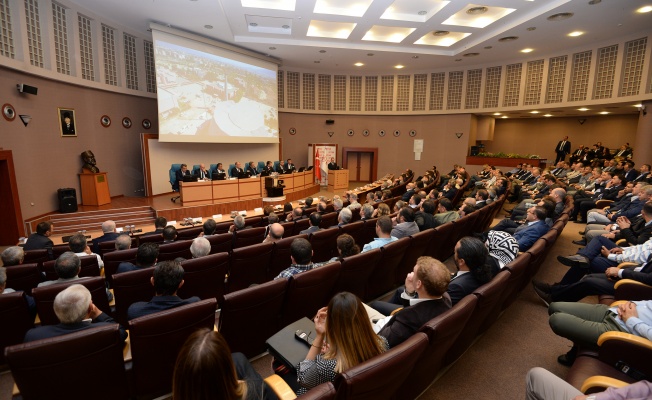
[328,157,339,170]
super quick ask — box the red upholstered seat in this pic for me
[339,220,364,247]
[103,248,138,288]
[0,291,34,364]
[157,239,193,261]
[179,252,229,302]
[233,226,267,249]
[319,212,338,230]
[309,228,341,263]
[4,263,42,295]
[395,230,434,285]
[206,232,234,254]
[227,242,274,292]
[366,237,409,300]
[333,250,382,301]
[175,226,203,240]
[112,267,155,326]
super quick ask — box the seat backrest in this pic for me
[215,220,234,234]
[179,252,229,302]
[6,324,129,400]
[301,382,336,400]
[51,244,70,259]
[334,332,429,400]
[229,163,236,177]
[280,221,295,237]
[427,222,457,261]
[525,239,548,283]
[219,278,288,358]
[244,216,263,228]
[281,261,341,326]
[267,234,308,280]
[366,238,409,299]
[32,276,111,325]
[399,295,478,399]
[128,298,217,397]
[474,270,511,334]
[357,218,378,248]
[319,212,339,229]
[4,263,42,295]
[157,239,193,261]
[309,228,341,263]
[23,249,50,265]
[227,242,275,292]
[233,226,267,249]
[137,233,164,245]
[98,237,136,258]
[42,256,100,281]
[339,220,364,246]
[292,218,311,236]
[452,211,480,243]
[395,229,434,285]
[206,232,234,254]
[0,291,34,364]
[333,249,382,301]
[501,252,532,309]
[112,267,156,326]
[170,164,182,187]
[103,248,138,287]
[176,226,203,240]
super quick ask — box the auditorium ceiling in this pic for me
[71,0,652,74]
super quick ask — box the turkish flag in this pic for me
[315,149,321,181]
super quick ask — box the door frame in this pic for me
[342,147,378,182]
[0,149,25,244]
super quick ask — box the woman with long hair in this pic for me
[297,292,388,394]
[330,234,360,262]
[372,202,390,218]
[173,329,277,400]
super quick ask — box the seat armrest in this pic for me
[614,279,652,301]
[617,262,639,269]
[264,374,297,400]
[597,332,652,379]
[580,376,629,394]
[595,200,613,209]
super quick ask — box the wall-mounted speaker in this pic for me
[16,84,38,95]
[325,119,334,125]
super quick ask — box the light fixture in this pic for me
[269,47,276,50]
[578,108,589,111]
[547,12,574,21]
[521,48,533,53]
[418,10,427,16]
[412,55,419,59]
[527,27,536,31]
[249,22,258,27]
[588,0,601,4]
[484,46,492,49]
[455,132,464,138]
[314,61,320,63]
[463,52,479,57]
[319,50,327,53]
[354,62,364,66]
[367,53,374,56]
[530,111,539,114]
[282,25,290,29]
[204,25,213,29]
[636,5,652,13]
[634,103,643,107]
[501,116,508,119]
[19,114,31,126]
[493,112,501,116]
[599,111,609,115]
[544,114,552,117]
[568,31,583,37]
[499,36,519,42]
[467,6,488,15]
[455,58,462,61]
[394,65,405,69]
[433,30,450,36]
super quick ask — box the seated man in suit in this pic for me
[38,252,83,287]
[447,237,496,305]
[362,216,398,252]
[199,218,217,237]
[144,217,167,236]
[299,212,322,235]
[116,242,159,274]
[127,260,200,320]
[330,207,352,228]
[391,207,419,239]
[583,202,652,244]
[433,198,459,227]
[174,164,191,190]
[415,199,437,231]
[245,161,258,177]
[274,238,327,280]
[23,221,54,258]
[92,220,121,254]
[24,284,127,342]
[68,233,104,272]
[262,223,284,244]
[1,246,25,267]
[196,164,210,180]
[286,158,296,173]
[213,163,226,178]
[262,161,274,176]
[163,225,178,243]
[513,206,549,252]
[371,257,452,348]
[276,160,287,174]
[228,215,249,233]
[230,162,244,178]
[114,234,133,251]
[189,237,210,259]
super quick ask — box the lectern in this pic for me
[328,169,349,192]
[78,172,111,206]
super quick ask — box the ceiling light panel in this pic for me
[362,25,416,43]
[307,20,357,39]
[415,31,471,46]
[314,0,373,17]
[245,15,293,34]
[380,0,450,23]
[241,0,296,12]
[442,3,516,28]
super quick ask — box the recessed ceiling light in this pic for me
[282,25,290,29]
[578,108,589,111]
[319,50,327,53]
[455,58,462,61]
[634,103,643,107]
[354,62,364,66]
[418,10,427,16]
[501,116,508,119]
[499,36,519,42]
[530,111,539,114]
[588,0,601,4]
[433,30,450,36]
[493,113,501,115]
[636,5,652,13]
[314,61,320,63]
[527,27,536,31]
[599,111,610,115]
[367,53,374,56]
[547,12,574,21]
[544,114,552,117]
[463,52,479,57]
[521,48,533,53]
[412,55,419,59]
[467,6,488,15]
[249,22,258,27]
[568,31,584,37]
[395,65,405,69]
[484,46,492,49]
[204,25,213,29]
[269,47,276,50]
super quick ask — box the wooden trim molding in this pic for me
[141,133,158,196]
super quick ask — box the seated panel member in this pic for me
[230,162,244,178]
[246,161,258,177]
[174,164,191,189]
[286,158,296,173]
[213,163,226,178]
[262,161,274,176]
[276,160,287,174]
[197,163,210,180]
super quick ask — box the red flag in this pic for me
[315,149,321,181]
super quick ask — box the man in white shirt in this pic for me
[68,233,104,271]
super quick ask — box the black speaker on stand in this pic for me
[470,146,480,156]
[58,188,78,213]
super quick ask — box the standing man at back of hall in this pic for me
[554,135,571,164]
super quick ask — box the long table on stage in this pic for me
[179,170,314,206]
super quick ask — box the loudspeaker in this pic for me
[16,84,38,95]
[58,188,78,213]
[470,146,480,156]
[325,119,334,125]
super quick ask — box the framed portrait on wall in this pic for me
[58,108,77,137]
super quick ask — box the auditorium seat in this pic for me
[32,276,112,325]
[280,221,295,237]
[233,226,267,249]
[292,218,310,236]
[309,228,341,263]
[128,298,217,397]
[366,238,409,300]
[23,249,50,265]
[257,161,265,171]
[244,215,263,228]
[97,237,137,258]
[215,220,234,234]
[302,206,317,217]
[228,163,236,178]
[176,226,203,240]
[333,250,382,301]
[339,220,364,246]
[280,261,341,326]
[157,239,193,261]
[112,267,156,325]
[428,222,457,262]
[452,211,480,244]
[267,234,308,281]
[103,248,138,288]
[396,230,434,285]
[4,263,42,295]
[6,324,129,400]
[41,255,100,281]
[51,244,70,259]
[500,253,532,310]
[227,242,275,292]
[524,239,548,288]
[219,278,288,358]
[399,295,477,399]
[206,232,234,254]
[357,218,378,248]
[179,252,229,302]
[137,233,163,245]
[0,291,34,365]
[334,332,429,400]
[319,212,338,230]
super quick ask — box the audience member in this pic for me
[331,208,352,228]
[362,216,398,252]
[23,221,54,257]
[127,260,200,320]
[300,213,322,235]
[38,252,83,287]
[114,234,132,251]
[274,238,326,280]
[391,207,418,239]
[372,203,391,218]
[91,220,120,254]
[359,204,374,220]
[163,225,178,242]
[347,193,361,210]
[401,183,416,202]
[285,207,304,222]
[68,233,104,271]
[1,246,25,266]
[263,223,284,244]
[414,199,437,231]
[447,237,495,305]
[513,206,549,251]
[485,231,519,274]
[434,198,459,226]
[200,218,217,236]
[190,237,211,258]
[116,242,159,274]
[229,215,249,232]
[146,217,167,236]
[330,234,359,262]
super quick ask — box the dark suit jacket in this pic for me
[618,218,652,245]
[401,189,415,202]
[447,272,485,305]
[514,220,549,251]
[275,165,287,174]
[299,225,321,235]
[196,169,210,180]
[262,166,274,175]
[620,261,652,286]
[174,169,190,190]
[246,166,258,176]
[624,169,638,182]
[378,295,451,348]
[92,232,121,254]
[23,233,54,256]
[230,167,243,178]
[286,163,296,173]
[328,162,339,170]
[442,187,457,200]
[24,312,127,342]
[127,295,200,320]
[415,211,437,231]
[555,140,571,155]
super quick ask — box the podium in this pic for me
[78,172,111,206]
[328,169,349,192]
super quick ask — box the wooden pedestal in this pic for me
[79,172,111,206]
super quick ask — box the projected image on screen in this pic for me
[153,31,279,144]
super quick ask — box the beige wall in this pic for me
[0,66,157,219]
[279,113,474,178]
[485,115,639,162]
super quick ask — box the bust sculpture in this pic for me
[81,150,100,173]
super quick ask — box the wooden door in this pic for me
[346,152,373,182]
[0,150,25,244]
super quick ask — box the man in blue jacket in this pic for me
[513,206,549,251]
